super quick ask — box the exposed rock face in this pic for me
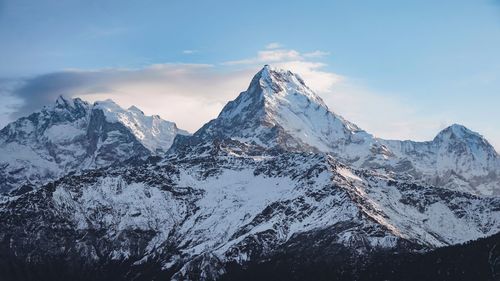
[174,65,500,196]
[0,96,189,193]
[381,124,500,195]
[0,66,498,281]
[188,65,368,152]
[1,140,498,280]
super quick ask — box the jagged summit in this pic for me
[38,95,90,124]
[128,105,144,114]
[52,95,87,110]
[0,67,499,281]
[186,65,368,153]
[170,65,499,196]
[0,96,188,193]
[1,67,498,197]
[55,95,71,107]
[256,65,328,108]
[95,99,190,152]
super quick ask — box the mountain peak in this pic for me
[252,65,322,105]
[428,123,499,191]
[55,95,69,106]
[53,95,87,110]
[258,64,290,82]
[186,66,365,153]
[448,123,478,136]
[434,123,484,143]
[128,105,145,115]
[0,96,190,193]
[93,99,121,110]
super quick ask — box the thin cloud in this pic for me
[2,49,400,140]
[182,50,198,54]
[2,46,497,149]
[0,79,23,127]
[221,45,340,93]
[223,46,329,65]
[221,46,463,143]
[265,42,283,49]
[2,55,342,133]
[304,50,330,58]
[223,49,300,65]
[5,64,256,132]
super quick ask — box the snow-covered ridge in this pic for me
[192,65,370,152]
[0,96,188,193]
[2,66,498,196]
[1,146,498,280]
[94,99,189,152]
[380,123,499,196]
[0,66,499,280]
[177,65,499,196]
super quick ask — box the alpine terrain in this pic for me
[0,97,189,194]
[0,65,498,281]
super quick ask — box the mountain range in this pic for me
[0,65,498,281]
[0,97,188,193]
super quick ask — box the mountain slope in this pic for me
[0,96,188,193]
[0,66,498,280]
[381,124,500,195]
[174,65,499,196]
[0,139,498,280]
[190,65,370,152]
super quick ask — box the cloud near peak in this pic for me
[3,45,342,132]
[222,45,330,66]
[0,44,464,148]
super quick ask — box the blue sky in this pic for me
[1,0,500,149]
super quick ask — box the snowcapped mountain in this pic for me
[0,96,189,193]
[190,65,369,152]
[176,65,499,196]
[381,124,500,196]
[0,139,498,280]
[94,100,189,153]
[0,66,498,281]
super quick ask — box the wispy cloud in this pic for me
[221,45,340,93]
[0,79,23,127]
[223,45,330,66]
[182,49,198,54]
[5,64,257,132]
[222,45,456,142]
[304,50,330,58]
[3,59,340,133]
[1,45,495,149]
[224,49,302,65]
[265,42,282,49]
